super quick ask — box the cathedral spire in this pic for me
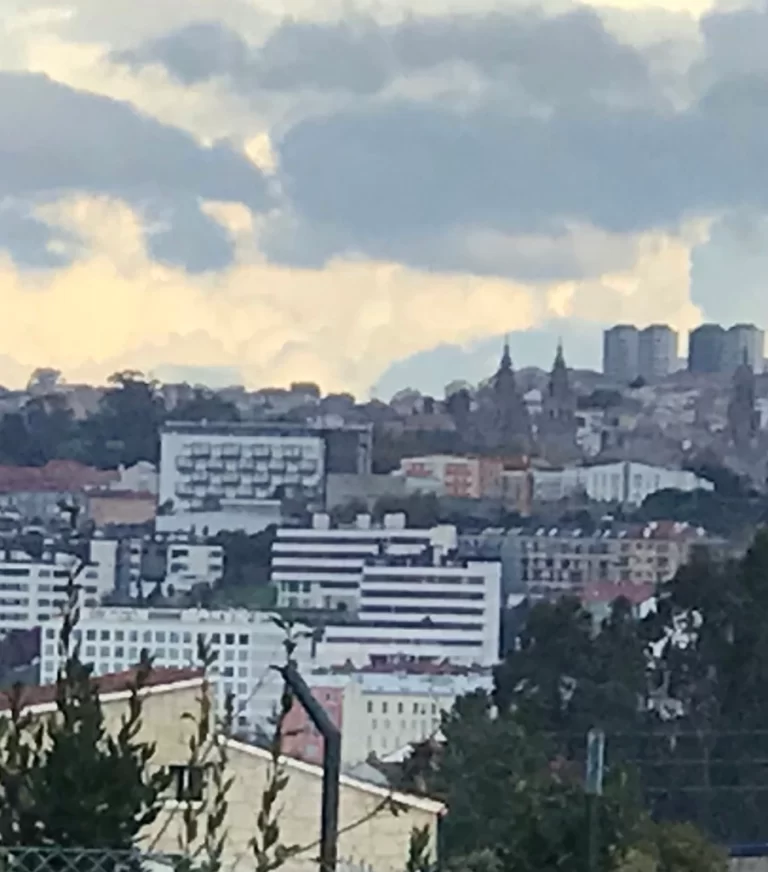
[500,335,512,371]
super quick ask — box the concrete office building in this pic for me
[724,324,764,374]
[603,326,639,382]
[638,325,678,381]
[688,324,726,374]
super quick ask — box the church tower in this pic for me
[543,341,576,424]
[538,342,579,462]
[479,338,532,454]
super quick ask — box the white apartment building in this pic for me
[159,422,326,514]
[638,325,678,382]
[0,537,117,634]
[321,558,502,667]
[273,513,458,611]
[39,607,319,734]
[121,535,224,595]
[283,669,493,766]
[531,461,713,507]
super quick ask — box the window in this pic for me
[210,633,220,644]
[237,683,247,696]
[183,632,192,644]
[100,646,109,658]
[115,630,124,642]
[397,702,403,714]
[143,631,152,643]
[85,645,96,659]
[381,702,388,714]
[115,646,125,658]
[129,631,138,642]
[100,630,110,641]
[413,703,419,714]
[156,648,166,659]
[225,633,235,645]
[238,666,248,678]
[169,632,180,644]
[86,630,96,641]
[168,648,179,660]
[155,631,166,643]
[183,648,193,661]
[238,634,249,645]
[367,701,373,714]
[167,764,205,802]
[238,650,248,662]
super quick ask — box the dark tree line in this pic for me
[0,372,241,469]
[399,530,768,864]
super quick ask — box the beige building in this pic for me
[5,667,444,872]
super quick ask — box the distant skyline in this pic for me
[3,0,768,396]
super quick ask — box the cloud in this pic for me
[0,71,269,271]
[115,9,657,103]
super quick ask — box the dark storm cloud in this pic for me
[0,72,269,271]
[275,83,768,245]
[114,9,654,103]
[143,195,235,274]
[0,202,82,269]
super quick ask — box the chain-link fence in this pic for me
[0,850,391,872]
[0,850,180,872]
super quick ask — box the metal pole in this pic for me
[587,792,599,872]
[278,663,341,872]
[585,728,605,872]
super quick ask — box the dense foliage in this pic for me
[0,371,240,469]
[398,530,768,870]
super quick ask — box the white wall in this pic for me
[40,607,319,734]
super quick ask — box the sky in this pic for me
[1,0,768,398]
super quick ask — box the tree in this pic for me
[372,493,440,529]
[170,389,240,424]
[82,371,166,468]
[0,563,171,849]
[493,597,649,741]
[400,691,643,872]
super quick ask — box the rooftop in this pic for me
[0,666,202,712]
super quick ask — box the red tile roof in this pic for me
[0,461,118,495]
[0,666,202,711]
[581,581,656,606]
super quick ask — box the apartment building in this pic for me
[531,461,712,507]
[118,534,224,596]
[321,556,502,667]
[272,512,457,611]
[39,607,319,734]
[638,325,678,382]
[688,324,726,374]
[398,455,504,499]
[160,422,326,513]
[0,537,117,634]
[724,323,765,374]
[603,325,639,382]
[282,666,493,765]
[504,522,723,602]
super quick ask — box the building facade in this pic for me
[688,324,726,374]
[321,558,502,667]
[398,455,504,499]
[603,325,639,382]
[504,522,724,602]
[0,537,117,634]
[272,512,457,611]
[282,668,493,765]
[159,422,327,513]
[638,325,678,382]
[724,323,765,374]
[39,607,319,735]
[531,461,713,507]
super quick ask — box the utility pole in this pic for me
[278,662,341,872]
[585,728,606,872]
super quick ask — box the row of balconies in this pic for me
[183,442,316,461]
